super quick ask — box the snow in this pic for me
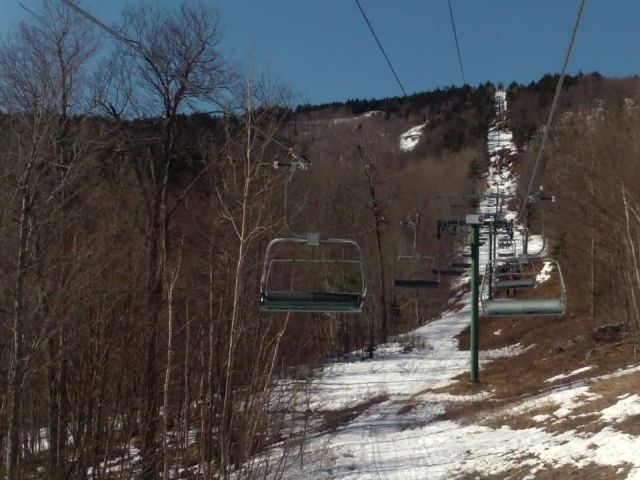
[358,110,382,118]
[268,362,640,480]
[601,395,640,423]
[536,260,553,283]
[302,297,523,412]
[399,123,426,151]
[545,366,594,383]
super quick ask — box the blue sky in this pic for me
[2,1,639,105]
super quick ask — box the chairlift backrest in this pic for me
[393,255,440,289]
[260,237,367,313]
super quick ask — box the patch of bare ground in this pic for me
[427,286,640,433]
[481,402,557,430]
[616,414,640,436]
[453,303,638,401]
[459,462,631,480]
[472,372,640,436]
[317,394,389,433]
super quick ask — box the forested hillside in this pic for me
[0,2,495,478]
[2,1,640,479]
[509,72,640,333]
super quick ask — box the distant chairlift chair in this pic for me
[492,257,536,289]
[393,255,441,289]
[480,256,566,316]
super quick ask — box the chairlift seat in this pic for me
[484,298,563,316]
[393,279,440,289]
[494,278,536,289]
[261,291,363,312]
[393,254,441,290]
[481,256,567,317]
[451,262,471,268]
[260,236,367,314]
[435,269,465,277]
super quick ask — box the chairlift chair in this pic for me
[491,257,536,289]
[448,254,471,269]
[260,157,368,313]
[433,253,467,277]
[260,236,367,313]
[393,255,441,289]
[497,235,517,258]
[480,256,566,316]
[498,236,513,248]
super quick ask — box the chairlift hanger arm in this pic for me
[273,153,313,239]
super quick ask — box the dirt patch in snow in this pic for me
[453,307,637,401]
[317,394,389,433]
[616,414,640,436]
[460,462,631,480]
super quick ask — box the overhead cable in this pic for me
[518,0,587,221]
[447,0,466,85]
[354,0,408,96]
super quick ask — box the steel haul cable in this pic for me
[447,0,466,85]
[518,0,587,221]
[354,0,408,97]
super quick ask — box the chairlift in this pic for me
[393,255,441,289]
[450,260,471,269]
[480,256,566,316]
[260,158,367,313]
[261,237,367,312]
[498,236,513,248]
[497,235,517,258]
[492,257,536,289]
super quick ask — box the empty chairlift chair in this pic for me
[497,235,516,258]
[260,157,367,314]
[436,255,468,277]
[393,255,440,289]
[260,235,367,313]
[480,256,566,316]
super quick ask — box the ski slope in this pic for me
[399,123,427,151]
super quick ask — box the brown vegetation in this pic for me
[0,1,492,478]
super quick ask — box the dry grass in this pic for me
[452,307,638,402]
[616,415,640,436]
[459,462,631,480]
[482,402,557,430]
[467,372,640,437]
[429,307,640,442]
[317,394,389,433]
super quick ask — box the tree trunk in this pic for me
[5,176,32,480]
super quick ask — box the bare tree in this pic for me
[357,144,390,343]
[91,4,229,478]
[212,67,287,477]
[0,3,96,478]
